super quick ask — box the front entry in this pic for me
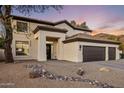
[46,44,51,59]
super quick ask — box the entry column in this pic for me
[116,47,120,60]
[37,31,47,61]
[57,38,64,60]
[105,46,108,61]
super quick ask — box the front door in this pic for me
[46,44,51,59]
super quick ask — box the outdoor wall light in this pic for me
[79,45,81,51]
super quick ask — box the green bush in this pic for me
[0,38,4,49]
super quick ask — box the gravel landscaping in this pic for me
[0,60,124,88]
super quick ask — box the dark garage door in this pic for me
[108,47,116,60]
[83,46,105,62]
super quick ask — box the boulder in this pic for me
[29,71,41,78]
[29,65,44,78]
[99,67,110,72]
[77,68,85,76]
[27,64,115,88]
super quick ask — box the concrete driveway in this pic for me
[89,59,124,70]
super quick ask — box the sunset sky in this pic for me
[14,5,124,36]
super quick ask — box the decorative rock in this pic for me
[27,64,115,88]
[29,71,41,78]
[63,76,68,81]
[72,77,82,81]
[99,67,110,72]
[77,68,85,76]
[57,75,65,81]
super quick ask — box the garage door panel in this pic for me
[83,46,105,62]
[108,47,116,60]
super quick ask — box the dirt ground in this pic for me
[0,60,124,88]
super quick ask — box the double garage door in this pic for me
[83,46,116,62]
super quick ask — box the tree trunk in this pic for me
[4,5,14,63]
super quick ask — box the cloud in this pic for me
[116,27,124,31]
[96,16,124,30]
[92,26,124,36]
[97,25,113,30]
[104,17,124,24]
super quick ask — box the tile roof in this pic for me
[11,15,92,32]
[33,25,68,34]
[63,33,121,45]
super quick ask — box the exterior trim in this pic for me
[14,40,30,57]
[63,38,121,45]
[33,25,68,34]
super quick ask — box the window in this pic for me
[17,21,28,32]
[16,41,29,56]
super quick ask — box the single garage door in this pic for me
[108,47,116,60]
[83,46,105,62]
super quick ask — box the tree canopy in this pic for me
[70,20,89,30]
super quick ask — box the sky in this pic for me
[13,5,124,36]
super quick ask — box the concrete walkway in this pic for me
[90,59,124,70]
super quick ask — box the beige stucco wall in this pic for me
[44,31,66,60]
[11,19,39,60]
[12,33,38,60]
[63,42,79,62]
[55,23,91,37]
[37,30,66,61]
[11,19,67,61]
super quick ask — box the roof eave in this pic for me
[54,20,92,32]
[11,15,92,32]
[11,15,54,25]
[63,38,121,45]
[33,25,68,34]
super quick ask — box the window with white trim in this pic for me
[15,41,29,56]
[17,21,28,32]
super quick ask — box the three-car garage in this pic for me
[83,46,116,62]
[63,34,120,62]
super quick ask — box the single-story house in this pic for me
[10,15,120,62]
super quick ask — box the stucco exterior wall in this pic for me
[12,33,38,60]
[44,31,66,60]
[55,23,91,37]
[37,30,66,61]
[11,19,39,60]
[11,19,67,61]
[63,42,79,62]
